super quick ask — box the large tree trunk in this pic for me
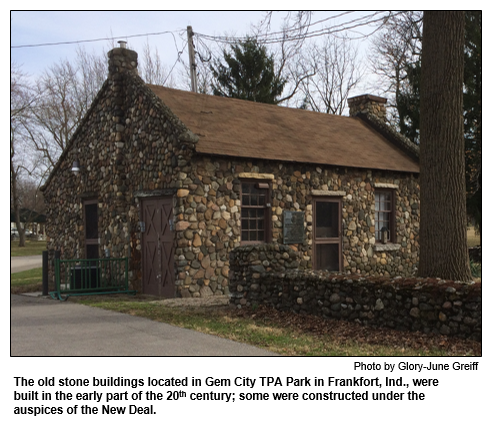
[418,11,471,281]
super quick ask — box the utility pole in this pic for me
[187,26,198,93]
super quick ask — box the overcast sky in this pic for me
[11,11,278,74]
[11,11,389,95]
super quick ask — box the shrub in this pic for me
[470,260,481,278]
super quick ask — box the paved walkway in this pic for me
[10,294,277,356]
[11,255,42,273]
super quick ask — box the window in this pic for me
[84,200,99,259]
[374,190,395,243]
[241,181,270,243]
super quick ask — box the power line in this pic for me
[11,10,398,90]
[254,11,356,39]
[194,11,395,44]
[11,30,177,49]
[12,11,396,50]
[164,39,188,85]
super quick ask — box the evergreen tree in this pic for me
[210,38,286,104]
[396,61,421,144]
[464,11,482,236]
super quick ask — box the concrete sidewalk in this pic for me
[11,255,42,273]
[10,294,278,356]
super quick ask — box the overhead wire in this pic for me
[11,11,397,86]
[163,39,188,85]
[12,11,396,51]
[11,30,178,49]
[194,11,396,45]
[254,11,355,39]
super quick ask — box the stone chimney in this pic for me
[348,94,387,121]
[107,41,138,77]
[106,41,138,123]
[106,41,138,214]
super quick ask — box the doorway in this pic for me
[313,198,342,272]
[141,197,175,297]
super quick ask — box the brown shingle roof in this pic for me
[148,85,419,173]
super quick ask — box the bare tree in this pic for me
[14,177,46,236]
[11,62,38,246]
[27,48,107,172]
[16,178,46,213]
[299,34,362,114]
[193,11,394,107]
[74,46,107,108]
[368,11,422,124]
[29,61,79,168]
[139,40,176,87]
[254,12,315,106]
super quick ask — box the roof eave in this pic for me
[193,149,419,174]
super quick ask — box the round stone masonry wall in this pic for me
[229,256,481,341]
[174,156,420,298]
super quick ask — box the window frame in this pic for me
[240,179,272,244]
[374,189,396,243]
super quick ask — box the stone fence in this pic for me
[229,244,481,341]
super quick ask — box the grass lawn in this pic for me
[467,226,481,247]
[10,267,43,293]
[10,240,47,257]
[75,295,480,357]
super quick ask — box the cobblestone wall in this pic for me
[174,157,419,297]
[230,244,481,341]
[42,46,197,291]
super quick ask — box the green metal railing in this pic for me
[50,257,136,301]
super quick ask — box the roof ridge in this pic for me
[147,84,349,119]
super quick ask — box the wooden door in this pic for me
[141,197,175,297]
[313,198,342,272]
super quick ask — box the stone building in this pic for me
[41,43,420,298]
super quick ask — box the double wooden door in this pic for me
[141,197,175,297]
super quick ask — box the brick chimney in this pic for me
[107,41,138,78]
[348,94,388,121]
